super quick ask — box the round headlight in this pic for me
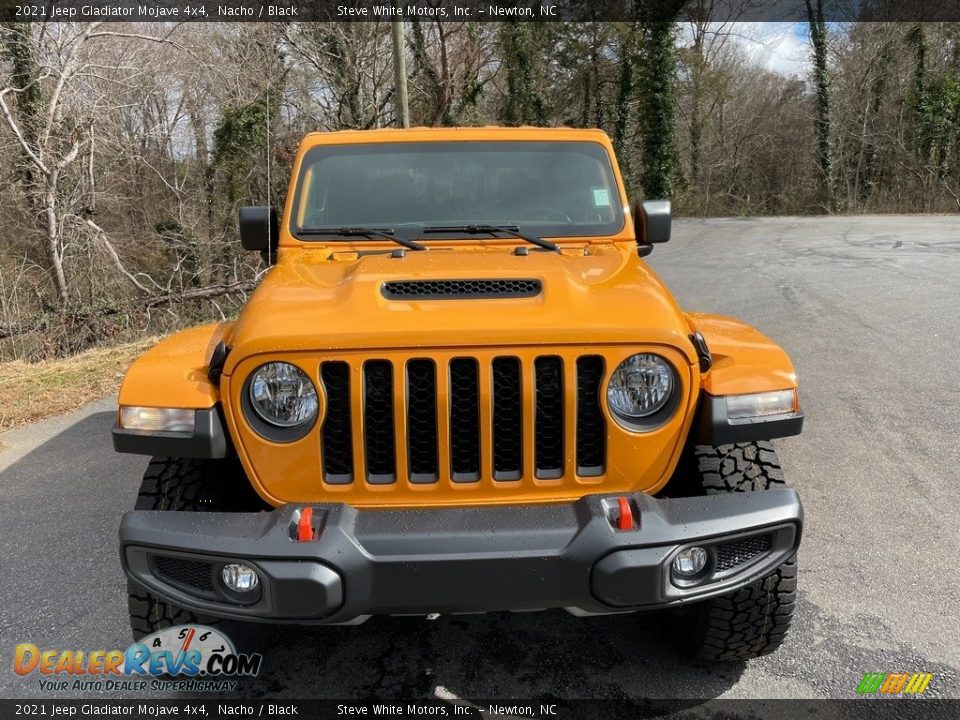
[248,362,318,427]
[607,353,674,420]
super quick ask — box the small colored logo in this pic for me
[856,672,933,695]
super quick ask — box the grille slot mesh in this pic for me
[715,535,772,572]
[576,356,606,476]
[363,360,396,483]
[449,358,481,482]
[534,357,565,478]
[321,361,354,484]
[383,279,541,300]
[406,360,439,483]
[492,357,523,480]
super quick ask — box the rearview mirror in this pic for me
[238,206,279,254]
[633,200,671,251]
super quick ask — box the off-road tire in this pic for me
[674,441,797,661]
[127,456,264,640]
[697,441,785,494]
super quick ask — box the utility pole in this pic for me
[391,17,410,128]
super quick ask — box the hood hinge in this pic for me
[207,341,230,385]
[689,331,713,373]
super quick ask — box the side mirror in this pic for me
[238,206,279,254]
[633,200,671,252]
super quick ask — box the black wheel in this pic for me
[673,441,798,661]
[126,456,265,640]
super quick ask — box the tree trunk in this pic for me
[3,23,70,306]
[688,24,706,190]
[859,39,892,202]
[498,24,549,127]
[613,24,640,190]
[43,175,69,307]
[806,0,834,210]
[638,19,680,199]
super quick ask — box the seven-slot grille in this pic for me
[319,354,606,486]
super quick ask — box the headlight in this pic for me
[607,353,675,421]
[248,362,318,427]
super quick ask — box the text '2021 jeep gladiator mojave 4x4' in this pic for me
[113,127,804,661]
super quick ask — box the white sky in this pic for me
[736,22,811,77]
[680,22,812,78]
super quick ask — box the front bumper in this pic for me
[119,490,802,623]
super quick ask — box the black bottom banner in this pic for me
[1,699,957,720]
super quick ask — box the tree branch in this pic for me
[145,280,257,308]
[0,88,50,175]
[83,218,153,293]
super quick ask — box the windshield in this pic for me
[291,141,624,239]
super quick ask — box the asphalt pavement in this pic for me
[1,216,958,701]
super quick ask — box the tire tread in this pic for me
[126,456,258,640]
[676,441,797,661]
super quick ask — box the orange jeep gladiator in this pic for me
[114,127,803,661]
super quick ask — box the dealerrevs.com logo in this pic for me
[13,625,262,692]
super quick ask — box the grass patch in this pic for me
[0,338,159,431]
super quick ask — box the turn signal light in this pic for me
[119,406,195,433]
[726,389,798,420]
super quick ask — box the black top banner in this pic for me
[2,0,960,22]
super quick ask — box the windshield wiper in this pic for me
[422,224,560,253]
[297,226,426,251]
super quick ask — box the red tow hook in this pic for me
[297,507,315,541]
[616,497,635,531]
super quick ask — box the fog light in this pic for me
[221,563,259,592]
[672,547,708,577]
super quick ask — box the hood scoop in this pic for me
[381,279,542,300]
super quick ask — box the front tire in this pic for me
[673,442,798,661]
[126,457,265,640]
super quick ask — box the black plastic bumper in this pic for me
[119,490,802,624]
[112,408,227,459]
[695,393,804,445]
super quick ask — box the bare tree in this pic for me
[408,21,495,126]
[0,23,184,307]
[281,23,395,130]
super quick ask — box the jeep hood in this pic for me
[224,244,696,373]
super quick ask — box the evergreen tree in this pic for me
[636,4,683,199]
[498,23,550,126]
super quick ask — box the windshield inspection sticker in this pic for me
[592,188,611,207]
